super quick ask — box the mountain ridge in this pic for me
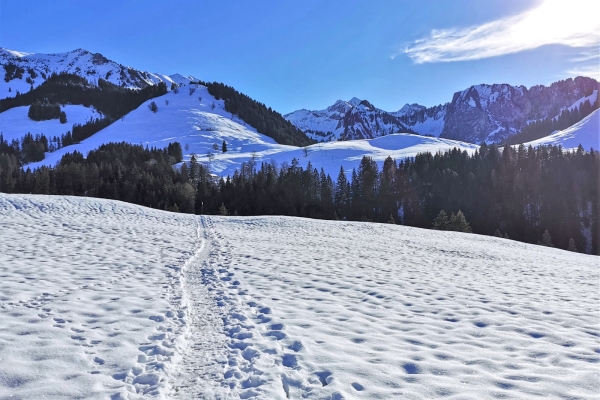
[285,77,599,144]
[0,47,196,99]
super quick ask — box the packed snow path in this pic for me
[1,194,599,399]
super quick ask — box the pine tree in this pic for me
[494,229,503,237]
[219,203,229,216]
[222,140,227,153]
[433,210,450,230]
[567,237,577,252]
[149,101,158,113]
[450,210,472,233]
[59,111,67,124]
[387,213,396,224]
[538,229,554,247]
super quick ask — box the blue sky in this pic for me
[1,0,598,114]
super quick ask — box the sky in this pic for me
[0,0,598,114]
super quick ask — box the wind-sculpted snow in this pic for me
[1,194,598,399]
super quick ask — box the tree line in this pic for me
[192,81,315,147]
[505,94,599,145]
[1,140,597,254]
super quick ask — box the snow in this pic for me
[566,90,598,114]
[0,194,198,399]
[0,105,102,141]
[0,47,192,100]
[1,193,598,399]
[523,109,600,151]
[23,86,478,177]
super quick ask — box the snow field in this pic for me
[1,194,599,399]
[0,104,102,143]
[0,194,198,399]
[205,216,600,399]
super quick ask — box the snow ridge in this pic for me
[0,47,194,99]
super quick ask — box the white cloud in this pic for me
[403,0,600,64]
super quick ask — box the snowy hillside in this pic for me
[0,104,102,140]
[20,85,478,177]
[0,47,196,99]
[1,193,598,399]
[523,109,600,151]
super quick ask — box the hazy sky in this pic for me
[1,0,598,114]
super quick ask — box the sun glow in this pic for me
[404,0,600,63]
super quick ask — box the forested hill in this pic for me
[0,73,167,119]
[200,81,315,147]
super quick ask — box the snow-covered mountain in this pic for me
[286,77,600,144]
[0,47,196,99]
[441,78,599,143]
[1,85,478,178]
[521,108,600,151]
[2,193,598,399]
[285,97,412,142]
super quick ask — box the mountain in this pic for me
[286,77,600,144]
[285,97,414,142]
[521,108,600,151]
[0,47,196,99]
[1,85,478,178]
[0,47,313,148]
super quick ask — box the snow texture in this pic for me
[22,86,479,177]
[1,193,599,399]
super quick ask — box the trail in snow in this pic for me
[1,194,598,399]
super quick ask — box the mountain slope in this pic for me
[2,193,598,399]
[285,97,413,141]
[286,77,600,144]
[15,84,478,178]
[522,108,600,150]
[0,47,195,99]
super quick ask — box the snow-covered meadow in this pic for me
[0,104,102,141]
[1,193,598,399]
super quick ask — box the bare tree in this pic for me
[165,99,169,106]
[207,151,215,162]
[212,143,219,151]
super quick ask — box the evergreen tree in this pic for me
[433,210,450,230]
[567,237,577,252]
[59,111,67,124]
[219,203,229,215]
[538,229,554,247]
[387,213,396,224]
[494,229,503,237]
[449,210,472,233]
[222,140,228,153]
